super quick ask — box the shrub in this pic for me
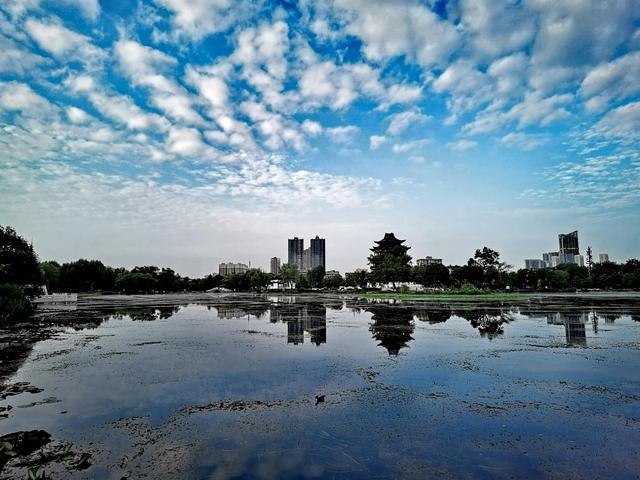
[456,282,484,295]
[0,283,33,324]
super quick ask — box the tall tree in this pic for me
[280,263,299,290]
[368,233,412,288]
[0,226,43,286]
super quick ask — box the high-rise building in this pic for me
[525,259,545,269]
[287,237,304,271]
[574,254,584,267]
[559,230,579,264]
[417,256,443,267]
[219,262,249,275]
[270,257,281,275]
[599,253,609,263]
[302,247,312,273]
[310,236,326,270]
[543,252,559,267]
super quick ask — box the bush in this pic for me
[0,283,33,324]
[456,282,484,295]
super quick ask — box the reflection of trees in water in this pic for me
[414,306,451,324]
[109,305,182,322]
[454,309,514,339]
[366,306,415,355]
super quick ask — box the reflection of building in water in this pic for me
[547,312,587,345]
[271,303,327,346]
[214,304,270,320]
[216,305,252,319]
[367,306,415,355]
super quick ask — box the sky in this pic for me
[0,0,639,276]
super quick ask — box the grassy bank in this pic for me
[357,291,530,302]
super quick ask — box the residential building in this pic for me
[599,253,610,263]
[574,254,584,267]
[525,259,546,270]
[549,256,561,268]
[559,230,579,264]
[325,270,341,278]
[310,236,326,270]
[302,247,312,273]
[270,257,281,276]
[416,256,443,267]
[287,237,304,271]
[543,252,559,267]
[219,262,249,275]
[289,235,326,272]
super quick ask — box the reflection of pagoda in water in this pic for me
[271,303,327,346]
[366,306,415,355]
[547,312,588,345]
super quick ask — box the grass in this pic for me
[357,292,531,302]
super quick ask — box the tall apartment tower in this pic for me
[599,253,610,263]
[270,257,281,275]
[287,237,304,271]
[310,236,326,270]
[559,230,579,264]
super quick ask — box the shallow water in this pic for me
[1,294,640,479]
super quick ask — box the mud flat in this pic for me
[1,293,639,478]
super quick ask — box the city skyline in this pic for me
[1,1,638,276]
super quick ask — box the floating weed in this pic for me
[27,466,46,479]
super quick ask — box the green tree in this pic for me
[222,273,251,291]
[412,264,450,287]
[368,233,412,288]
[324,273,344,289]
[0,225,43,287]
[59,259,111,292]
[345,269,369,289]
[280,263,300,290]
[246,269,271,291]
[0,283,33,324]
[306,266,326,288]
[40,261,61,292]
[115,272,157,293]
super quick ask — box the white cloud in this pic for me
[66,106,89,123]
[580,51,640,113]
[301,119,322,135]
[25,17,103,61]
[1,0,100,20]
[500,132,547,150]
[326,125,358,144]
[240,100,305,151]
[232,21,292,111]
[115,39,203,124]
[0,34,48,75]
[448,139,477,151]
[392,138,431,153]
[386,109,429,136]
[587,101,640,144]
[167,126,208,155]
[153,0,247,39]
[335,0,460,67]
[369,135,386,150]
[0,81,49,111]
[460,0,535,61]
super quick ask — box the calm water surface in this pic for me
[1,294,639,479]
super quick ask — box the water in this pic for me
[1,294,639,479]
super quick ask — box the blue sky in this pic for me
[1,0,639,275]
